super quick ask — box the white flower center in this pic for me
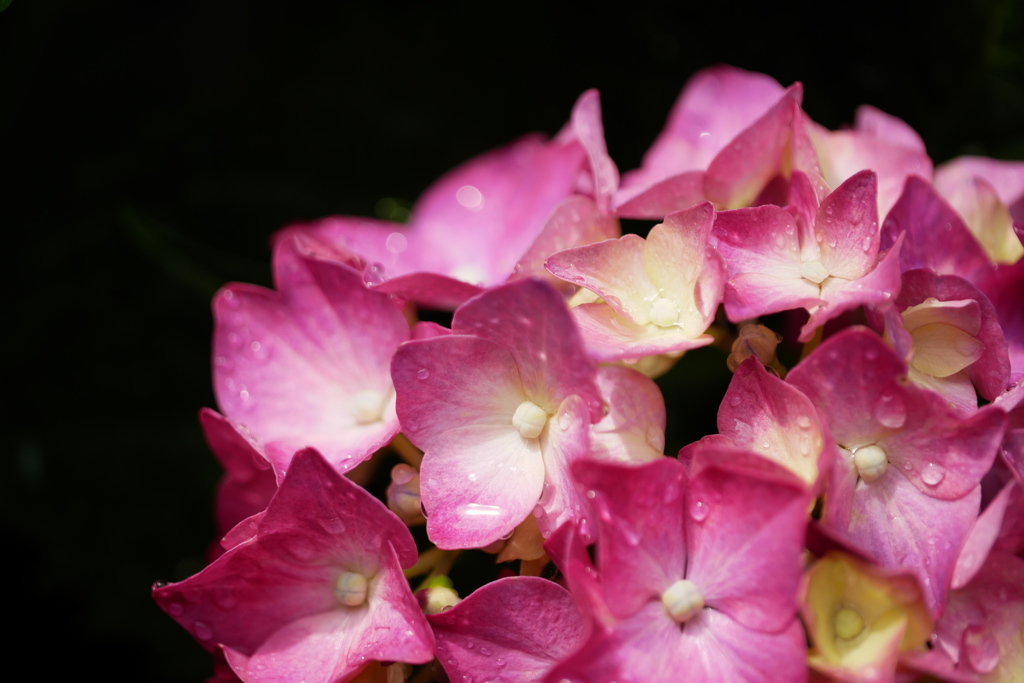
[661,579,704,623]
[512,400,549,439]
[334,571,369,606]
[350,389,387,424]
[649,297,680,327]
[853,444,888,482]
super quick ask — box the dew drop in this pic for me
[465,642,474,650]
[796,415,812,429]
[921,462,946,486]
[193,621,213,641]
[873,393,907,429]
[558,412,571,430]
[689,499,709,522]
[479,646,492,656]
[168,601,185,617]
[586,489,596,499]
[728,395,742,407]
[417,368,430,380]
[774,234,786,249]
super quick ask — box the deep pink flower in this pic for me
[547,454,810,683]
[153,449,434,683]
[788,328,1007,616]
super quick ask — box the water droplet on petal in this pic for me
[796,415,812,429]
[728,395,741,407]
[417,368,430,380]
[921,462,945,486]
[193,622,213,641]
[167,601,185,617]
[689,499,709,522]
[963,624,1000,673]
[873,393,907,429]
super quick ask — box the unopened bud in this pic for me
[727,324,782,372]
[387,464,425,525]
[418,577,461,615]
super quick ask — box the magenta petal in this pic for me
[706,84,821,209]
[881,176,991,281]
[684,456,808,633]
[453,279,601,420]
[817,170,880,280]
[572,458,686,619]
[547,603,807,683]
[200,408,278,538]
[844,472,980,617]
[430,577,585,683]
[788,328,1005,499]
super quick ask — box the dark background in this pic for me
[3,1,1022,680]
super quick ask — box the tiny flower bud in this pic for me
[661,579,704,623]
[419,578,461,615]
[649,297,680,327]
[334,571,369,606]
[350,389,387,424]
[727,323,781,372]
[512,400,549,439]
[387,464,425,525]
[853,445,888,482]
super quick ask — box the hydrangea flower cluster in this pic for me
[155,66,1024,683]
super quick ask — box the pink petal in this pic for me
[590,366,666,463]
[571,89,619,208]
[429,577,585,683]
[952,479,1016,589]
[854,105,927,153]
[684,453,809,633]
[613,170,707,219]
[546,234,658,321]
[371,272,483,310]
[843,472,980,617]
[534,395,596,540]
[572,458,687,619]
[452,279,601,420]
[214,242,408,476]
[513,196,620,287]
[719,358,827,487]
[200,408,278,538]
[706,84,823,209]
